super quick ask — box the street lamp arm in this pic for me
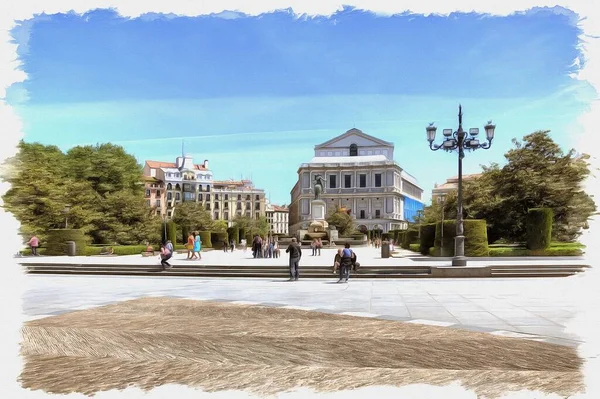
[429,142,445,151]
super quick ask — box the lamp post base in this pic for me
[452,256,467,266]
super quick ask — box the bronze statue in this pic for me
[313,174,324,200]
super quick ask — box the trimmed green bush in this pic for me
[44,229,88,256]
[161,221,177,244]
[409,243,420,252]
[419,223,436,255]
[198,231,212,248]
[211,232,229,249]
[526,208,553,250]
[227,226,239,244]
[401,230,418,249]
[182,226,190,245]
[433,220,489,257]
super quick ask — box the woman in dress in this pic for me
[193,231,202,260]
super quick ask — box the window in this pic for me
[375,173,382,187]
[205,203,211,210]
[329,175,336,189]
[198,193,202,201]
[237,203,242,210]
[349,143,358,156]
[156,190,161,196]
[214,202,219,209]
[146,200,151,206]
[225,194,228,200]
[255,212,260,219]
[214,212,219,220]
[359,174,366,187]
[255,202,260,210]
[145,189,150,197]
[255,195,260,200]
[245,211,251,217]
[246,195,251,200]
[175,184,181,190]
[224,212,229,220]
[199,185,203,191]
[206,185,210,192]
[167,183,172,190]
[344,175,351,188]
[167,211,172,217]
[215,194,219,200]
[156,200,161,207]
[375,209,381,218]
[167,192,172,200]
[183,192,195,201]
[224,202,228,209]
[238,195,242,200]
[360,210,365,219]
[175,192,180,201]
[246,202,251,209]
[206,194,210,201]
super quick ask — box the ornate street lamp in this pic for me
[63,205,71,229]
[426,105,495,266]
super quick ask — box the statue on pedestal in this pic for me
[313,174,324,200]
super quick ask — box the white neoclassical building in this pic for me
[289,128,425,235]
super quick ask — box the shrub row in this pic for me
[408,243,420,253]
[44,229,88,256]
[433,220,489,257]
[526,208,553,250]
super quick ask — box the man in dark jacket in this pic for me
[286,237,302,281]
[338,243,354,283]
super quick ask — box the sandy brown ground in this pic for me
[20,297,584,398]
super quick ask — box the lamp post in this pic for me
[437,194,447,257]
[63,205,71,229]
[426,105,496,266]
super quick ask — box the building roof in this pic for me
[315,128,393,149]
[273,205,289,212]
[142,176,162,183]
[145,160,207,170]
[306,154,389,164]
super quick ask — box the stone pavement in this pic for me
[23,272,584,347]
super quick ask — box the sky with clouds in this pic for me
[5,6,595,205]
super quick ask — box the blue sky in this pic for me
[5,6,595,205]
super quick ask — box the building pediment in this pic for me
[315,128,393,150]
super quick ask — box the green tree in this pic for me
[444,131,596,242]
[232,215,269,237]
[172,202,213,232]
[212,220,228,232]
[326,206,355,236]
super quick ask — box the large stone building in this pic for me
[289,128,425,235]
[265,200,289,235]
[143,155,265,224]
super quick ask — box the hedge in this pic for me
[401,230,419,249]
[433,220,489,257]
[409,243,420,252]
[526,208,553,250]
[198,231,212,248]
[161,221,177,245]
[44,229,88,256]
[419,223,436,255]
[211,232,229,249]
[227,226,240,244]
[182,226,190,245]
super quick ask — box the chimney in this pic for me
[203,160,209,169]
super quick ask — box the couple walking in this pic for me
[186,232,202,260]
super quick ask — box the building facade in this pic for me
[289,128,425,235]
[265,201,289,235]
[431,174,482,203]
[143,155,265,225]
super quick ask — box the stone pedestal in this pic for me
[311,200,326,220]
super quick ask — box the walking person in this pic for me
[338,243,354,283]
[316,238,322,256]
[159,244,173,270]
[186,232,195,259]
[229,239,235,252]
[192,232,202,260]
[223,239,228,252]
[27,235,40,256]
[311,239,316,256]
[273,240,280,258]
[286,237,302,281]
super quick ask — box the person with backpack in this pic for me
[338,243,354,283]
[286,237,302,281]
[159,243,173,270]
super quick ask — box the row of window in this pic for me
[166,172,210,179]
[327,173,382,189]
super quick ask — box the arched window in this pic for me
[349,144,358,156]
[167,183,172,190]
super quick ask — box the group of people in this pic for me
[222,239,236,252]
[310,238,323,256]
[251,235,280,259]
[186,232,202,260]
[285,238,358,284]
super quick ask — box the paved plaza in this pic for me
[24,271,584,347]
